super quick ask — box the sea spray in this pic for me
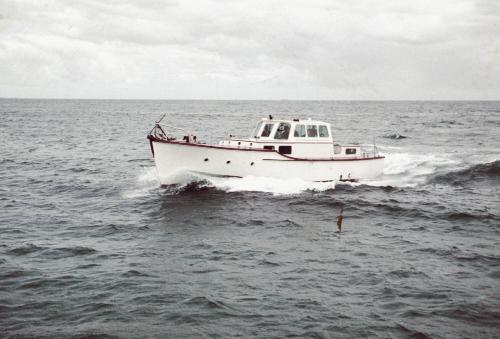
[122,166,159,198]
[365,152,461,187]
[206,175,335,195]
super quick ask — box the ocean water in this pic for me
[1,99,499,338]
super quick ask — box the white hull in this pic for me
[151,140,384,185]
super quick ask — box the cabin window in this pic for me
[346,148,357,155]
[263,145,275,150]
[278,146,292,154]
[261,123,274,137]
[307,125,318,137]
[274,122,291,140]
[319,125,329,137]
[294,124,306,137]
[252,121,263,137]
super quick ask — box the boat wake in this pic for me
[204,175,335,195]
[363,152,461,187]
[123,167,335,197]
[122,167,160,198]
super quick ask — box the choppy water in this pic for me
[1,99,499,338]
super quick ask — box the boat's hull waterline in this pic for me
[148,137,384,185]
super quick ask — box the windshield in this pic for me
[294,124,306,137]
[319,125,329,137]
[252,121,263,137]
[307,125,318,137]
[274,122,291,140]
[261,123,274,137]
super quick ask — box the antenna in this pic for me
[156,113,167,124]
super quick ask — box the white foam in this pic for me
[205,175,335,195]
[124,167,334,197]
[364,152,461,187]
[122,166,159,198]
[161,170,205,187]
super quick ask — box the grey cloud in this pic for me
[0,0,499,99]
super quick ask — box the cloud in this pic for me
[0,0,499,99]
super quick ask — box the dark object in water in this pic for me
[339,174,359,183]
[337,206,344,232]
[384,133,408,139]
[339,178,359,183]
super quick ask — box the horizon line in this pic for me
[1,97,500,102]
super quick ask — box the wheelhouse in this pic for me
[218,117,366,159]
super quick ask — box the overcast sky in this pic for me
[1,0,499,100]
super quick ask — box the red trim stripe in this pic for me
[263,156,384,162]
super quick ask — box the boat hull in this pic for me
[150,140,384,185]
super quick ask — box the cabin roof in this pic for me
[260,117,330,125]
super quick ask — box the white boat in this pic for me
[147,116,384,186]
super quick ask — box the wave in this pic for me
[122,166,160,198]
[169,174,336,195]
[363,152,461,187]
[439,119,464,126]
[7,243,43,255]
[383,133,408,139]
[7,244,97,259]
[123,167,335,196]
[428,160,500,186]
[205,175,335,195]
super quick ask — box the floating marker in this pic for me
[337,206,344,233]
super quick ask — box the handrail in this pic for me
[149,113,191,136]
[148,121,194,142]
[156,123,190,134]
